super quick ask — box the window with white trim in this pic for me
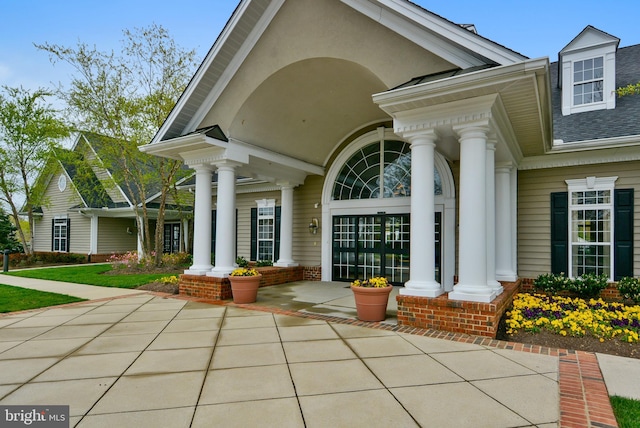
[256,199,275,261]
[573,57,604,106]
[567,177,617,278]
[53,217,69,252]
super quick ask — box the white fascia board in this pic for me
[374,58,548,112]
[151,0,286,145]
[184,0,285,134]
[150,0,252,145]
[342,0,526,67]
[140,134,227,162]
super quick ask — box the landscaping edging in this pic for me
[396,280,520,338]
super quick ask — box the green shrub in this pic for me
[256,260,273,267]
[617,277,640,304]
[569,272,609,298]
[533,272,571,293]
[160,252,191,268]
[236,256,249,268]
[533,272,608,299]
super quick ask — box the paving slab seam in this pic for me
[170,295,621,428]
[71,296,197,426]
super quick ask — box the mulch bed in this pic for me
[496,315,640,359]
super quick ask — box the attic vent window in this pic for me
[58,175,67,192]
[573,57,604,105]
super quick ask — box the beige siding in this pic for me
[292,176,323,266]
[97,217,138,254]
[32,170,90,254]
[223,178,323,266]
[517,161,640,278]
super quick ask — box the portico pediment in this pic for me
[140,130,323,186]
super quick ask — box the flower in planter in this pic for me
[229,267,259,277]
[351,276,389,288]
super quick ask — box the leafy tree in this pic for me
[616,82,640,97]
[0,86,69,254]
[0,208,22,252]
[37,24,197,264]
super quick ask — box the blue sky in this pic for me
[1,0,638,95]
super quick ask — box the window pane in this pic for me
[572,245,610,277]
[383,140,411,197]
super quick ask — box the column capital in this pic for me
[402,128,440,146]
[213,160,242,172]
[191,163,214,173]
[452,121,491,140]
[495,161,514,173]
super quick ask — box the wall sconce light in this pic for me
[309,218,319,234]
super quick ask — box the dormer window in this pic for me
[573,57,604,105]
[559,26,619,116]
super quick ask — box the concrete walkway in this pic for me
[0,276,637,427]
[0,273,144,300]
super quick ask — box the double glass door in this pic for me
[332,213,441,285]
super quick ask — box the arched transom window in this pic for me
[332,140,442,200]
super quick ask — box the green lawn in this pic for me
[611,396,640,428]
[3,264,170,288]
[0,283,86,313]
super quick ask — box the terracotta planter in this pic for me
[229,274,262,304]
[351,285,393,322]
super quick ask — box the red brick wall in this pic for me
[179,266,304,300]
[303,266,322,281]
[396,281,521,338]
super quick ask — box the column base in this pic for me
[496,272,518,282]
[400,280,444,298]
[448,285,498,303]
[207,267,234,278]
[274,261,299,268]
[488,280,504,295]
[184,266,213,276]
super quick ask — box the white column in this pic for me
[485,139,503,294]
[449,124,497,303]
[275,185,298,267]
[495,163,517,281]
[400,130,443,298]
[185,164,213,275]
[210,163,237,277]
[89,215,98,255]
[182,218,190,253]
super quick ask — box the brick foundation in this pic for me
[396,281,521,338]
[179,266,304,300]
[303,266,322,281]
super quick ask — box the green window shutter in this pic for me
[274,206,281,261]
[550,192,569,275]
[614,189,634,280]
[51,219,55,251]
[66,218,71,253]
[250,208,257,261]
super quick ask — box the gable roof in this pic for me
[149,0,527,146]
[551,43,640,143]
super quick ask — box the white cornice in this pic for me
[519,144,640,170]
